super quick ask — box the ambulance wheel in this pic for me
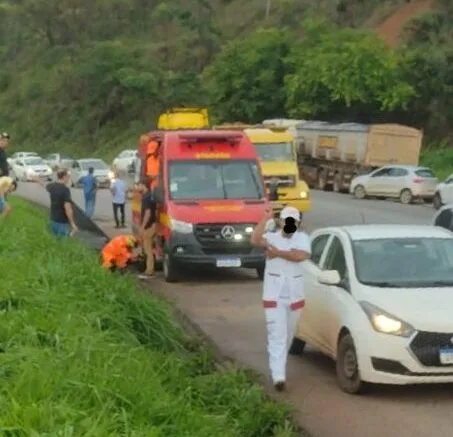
[163,253,179,283]
[256,265,265,280]
[289,337,306,356]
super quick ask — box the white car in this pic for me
[44,153,74,170]
[432,173,453,210]
[292,224,453,394]
[70,158,114,188]
[7,151,39,167]
[12,156,53,181]
[112,149,137,173]
[350,165,438,204]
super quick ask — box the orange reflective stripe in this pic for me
[263,300,277,308]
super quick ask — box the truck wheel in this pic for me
[399,189,413,205]
[433,192,443,210]
[289,337,306,356]
[163,253,179,283]
[256,265,265,280]
[353,185,366,200]
[317,170,327,191]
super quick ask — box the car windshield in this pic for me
[168,160,264,200]
[255,143,294,162]
[80,160,108,170]
[353,237,453,288]
[24,157,45,165]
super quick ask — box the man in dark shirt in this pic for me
[0,132,10,178]
[138,177,157,278]
[34,169,78,237]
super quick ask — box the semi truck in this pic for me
[264,120,423,193]
[213,123,311,214]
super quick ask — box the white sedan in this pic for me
[112,149,137,173]
[291,224,453,394]
[12,156,53,181]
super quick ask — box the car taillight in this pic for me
[413,177,423,183]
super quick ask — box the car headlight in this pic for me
[359,301,415,337]
[27,169,36,175]
[107,170,115,179]
[300,191,308,199]
[169,218,193,234]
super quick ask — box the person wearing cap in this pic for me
[0,133,10,180]
[251,205,311,392]
[101,234,139,272]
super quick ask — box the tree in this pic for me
[284,21,414,121]
[202,27,290,123]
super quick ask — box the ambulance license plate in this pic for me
[216,258,241,268]
[439,348,453,365]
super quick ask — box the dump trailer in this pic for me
[294,121,423,192]
[157,107,209,130]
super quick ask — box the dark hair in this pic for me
[57,169,69,180]
[88,167,94,174]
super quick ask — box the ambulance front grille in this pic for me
[194,223,254,246]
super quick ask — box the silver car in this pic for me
[70,158,114,189]
[350,165,438,204]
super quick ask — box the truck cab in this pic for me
[132,130,268,282]
[214,124,311,215]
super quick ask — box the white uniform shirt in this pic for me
[263,230,311,277]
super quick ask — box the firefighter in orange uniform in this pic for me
[145,140,160,189]
[101,235,139,272]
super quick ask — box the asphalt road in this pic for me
[15,182,452,437]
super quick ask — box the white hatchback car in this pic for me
[432,173,453,210]
[292,224,453,394]
[350,165,438,204]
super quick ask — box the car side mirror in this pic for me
[317,270,341,286]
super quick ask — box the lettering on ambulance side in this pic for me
[203,205,244,212]
[195,152,231,159]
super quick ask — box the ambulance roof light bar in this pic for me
[179,132,243,147]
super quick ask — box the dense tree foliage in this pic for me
[0,0,450,158]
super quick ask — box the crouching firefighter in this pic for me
[250,206,311,391]
[101,235,140,273]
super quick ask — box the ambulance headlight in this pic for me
[170,218,193,234]
[245,226,253,233]
[300,191,308,199]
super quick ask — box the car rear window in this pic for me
[415,168,435,178]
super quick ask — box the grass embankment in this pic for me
[0,197,300,436]
[420,146,453,180]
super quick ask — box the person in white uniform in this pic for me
[251,206,311,391]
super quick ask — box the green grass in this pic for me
[420,145,453,181]
[0,197,301,436]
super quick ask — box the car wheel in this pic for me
[289,337,306,356]
[336,333,367,394]
[256,265,265,280]
[353,185,366,200]
[433,192,443,210]
[399,188,413,205]
[163,252,179,283]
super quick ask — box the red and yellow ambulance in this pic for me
[131,129,269,282]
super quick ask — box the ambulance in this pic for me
[131,129,269,282]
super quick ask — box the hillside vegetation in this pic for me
[0,197,300,436]
[0,0,453,169]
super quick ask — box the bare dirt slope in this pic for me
[376,0,435,46]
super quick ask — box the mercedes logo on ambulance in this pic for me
[221,225,235,240]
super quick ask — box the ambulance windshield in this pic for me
[168,160,264,200]
[255,143,294,162]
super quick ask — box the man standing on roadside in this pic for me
[110,171,127,228]
[0,133,11,197]
[79,166,97,218]
[34,169,78,237]
[138,178,157,279]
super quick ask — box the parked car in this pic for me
[291,224,453,394]
[44,153,74,170]
[11,156,53,181]
[350,165,438,204]
[7,151,39,167]
[432,173,453,210]
[112,149,137,173]
[70,158,114,188]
